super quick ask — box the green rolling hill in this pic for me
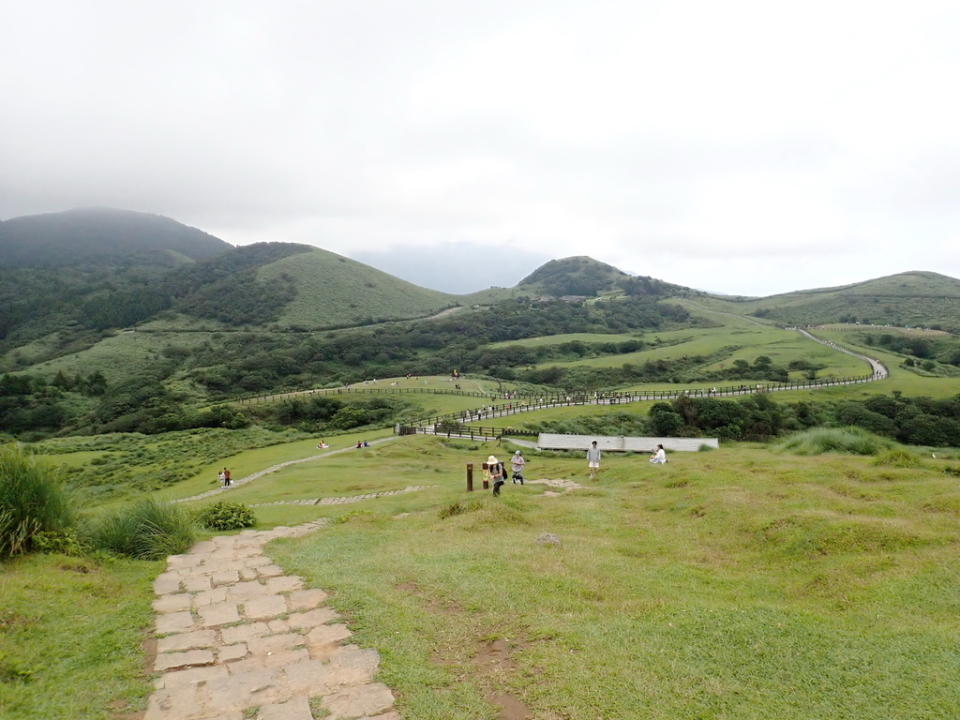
[256,247,457,329]
[703,271,960,331]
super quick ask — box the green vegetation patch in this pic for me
[0,552,158,719]
[267,437,960,719]
[777,427,892,456]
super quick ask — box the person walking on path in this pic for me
[218,469,226,486]
[223,467,232,487]
[587,441,602,481]
[487,455,506,496]
[649,444,667,464]
[511,450,526,484]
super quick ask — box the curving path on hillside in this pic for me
[173,437,399,504]
[795,327,888,379]
[416,328,890,438]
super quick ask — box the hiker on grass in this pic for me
[218,469,226,486]
[649,444,667,465]
[488,455,505,496]
[223,467,232,487]
[587,441,602,481]
[511,450,526,484]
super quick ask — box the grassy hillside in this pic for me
[703,271,960,331]
[257,248,458,328]
[263,435,960,720]
[518,255,686,298]
[0,207,231,267]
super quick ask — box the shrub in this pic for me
[776,427,892,456]
[873,449,921,468]
[196,501,256,530]
[85,498,195,560]
[0,444,75,557]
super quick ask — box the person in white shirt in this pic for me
[511,450,526,484]
[649,444,667,464]
[586,441,602,480]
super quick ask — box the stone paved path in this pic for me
[249,485,428,508]
[147,522,398,720]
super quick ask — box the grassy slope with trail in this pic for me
[264,434,960,720]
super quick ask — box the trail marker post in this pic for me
[466,463,474,492]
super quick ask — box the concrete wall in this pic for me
[537,433,719,452]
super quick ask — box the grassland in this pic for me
[264,434,960,719]
[486,332,644,349]
[257,248,458,329]
[528,323,867,379]
[698,271,960,331]
[0,553,159,720]
[12,329,213,385]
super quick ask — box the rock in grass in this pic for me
[536,533,561,545]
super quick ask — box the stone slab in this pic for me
[198,602,240,627]
[156,611,194,635]
[321,683,395,720]
[257,696,312,720]
[155,649,215,671]
[243,594,288,620]
[157,629,217,653]
[286,588,327,611]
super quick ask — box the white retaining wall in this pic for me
[537,433,719,452]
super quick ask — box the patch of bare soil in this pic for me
[476,637,533,720]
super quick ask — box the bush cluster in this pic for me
[85,498,195,560]
[196,501,257,530]
[0,445,75,557]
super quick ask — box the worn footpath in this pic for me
[147,521,397,720]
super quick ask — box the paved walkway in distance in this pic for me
[174,437,399,504]
[249,485,428,507]
[147,522,398,720]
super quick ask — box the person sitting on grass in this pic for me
[649,444,667,464]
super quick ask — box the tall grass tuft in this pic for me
[776,427,892,456]
[0,444,75,557]
[86,498,195,560]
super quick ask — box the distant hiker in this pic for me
[218,470,226,486]
[317,440,329,449]
[363,440,370,447]
[511,450,526,484]
[587,441,602,481]
[356,441,363,449]
[223,468,232,487]
[649,444,667,465]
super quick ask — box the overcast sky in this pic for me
[1,1,958,295]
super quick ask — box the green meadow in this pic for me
[264,435,960,719]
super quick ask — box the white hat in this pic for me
[487,455,498,464]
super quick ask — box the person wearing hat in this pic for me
[511,450,526,484]
[487,455,506,496]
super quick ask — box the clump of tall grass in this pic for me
[776,427,892,456]
[0,444,75,557]
[85,498,195,560]
[873,448,921,467]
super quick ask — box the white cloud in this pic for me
[1,0,959,295]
